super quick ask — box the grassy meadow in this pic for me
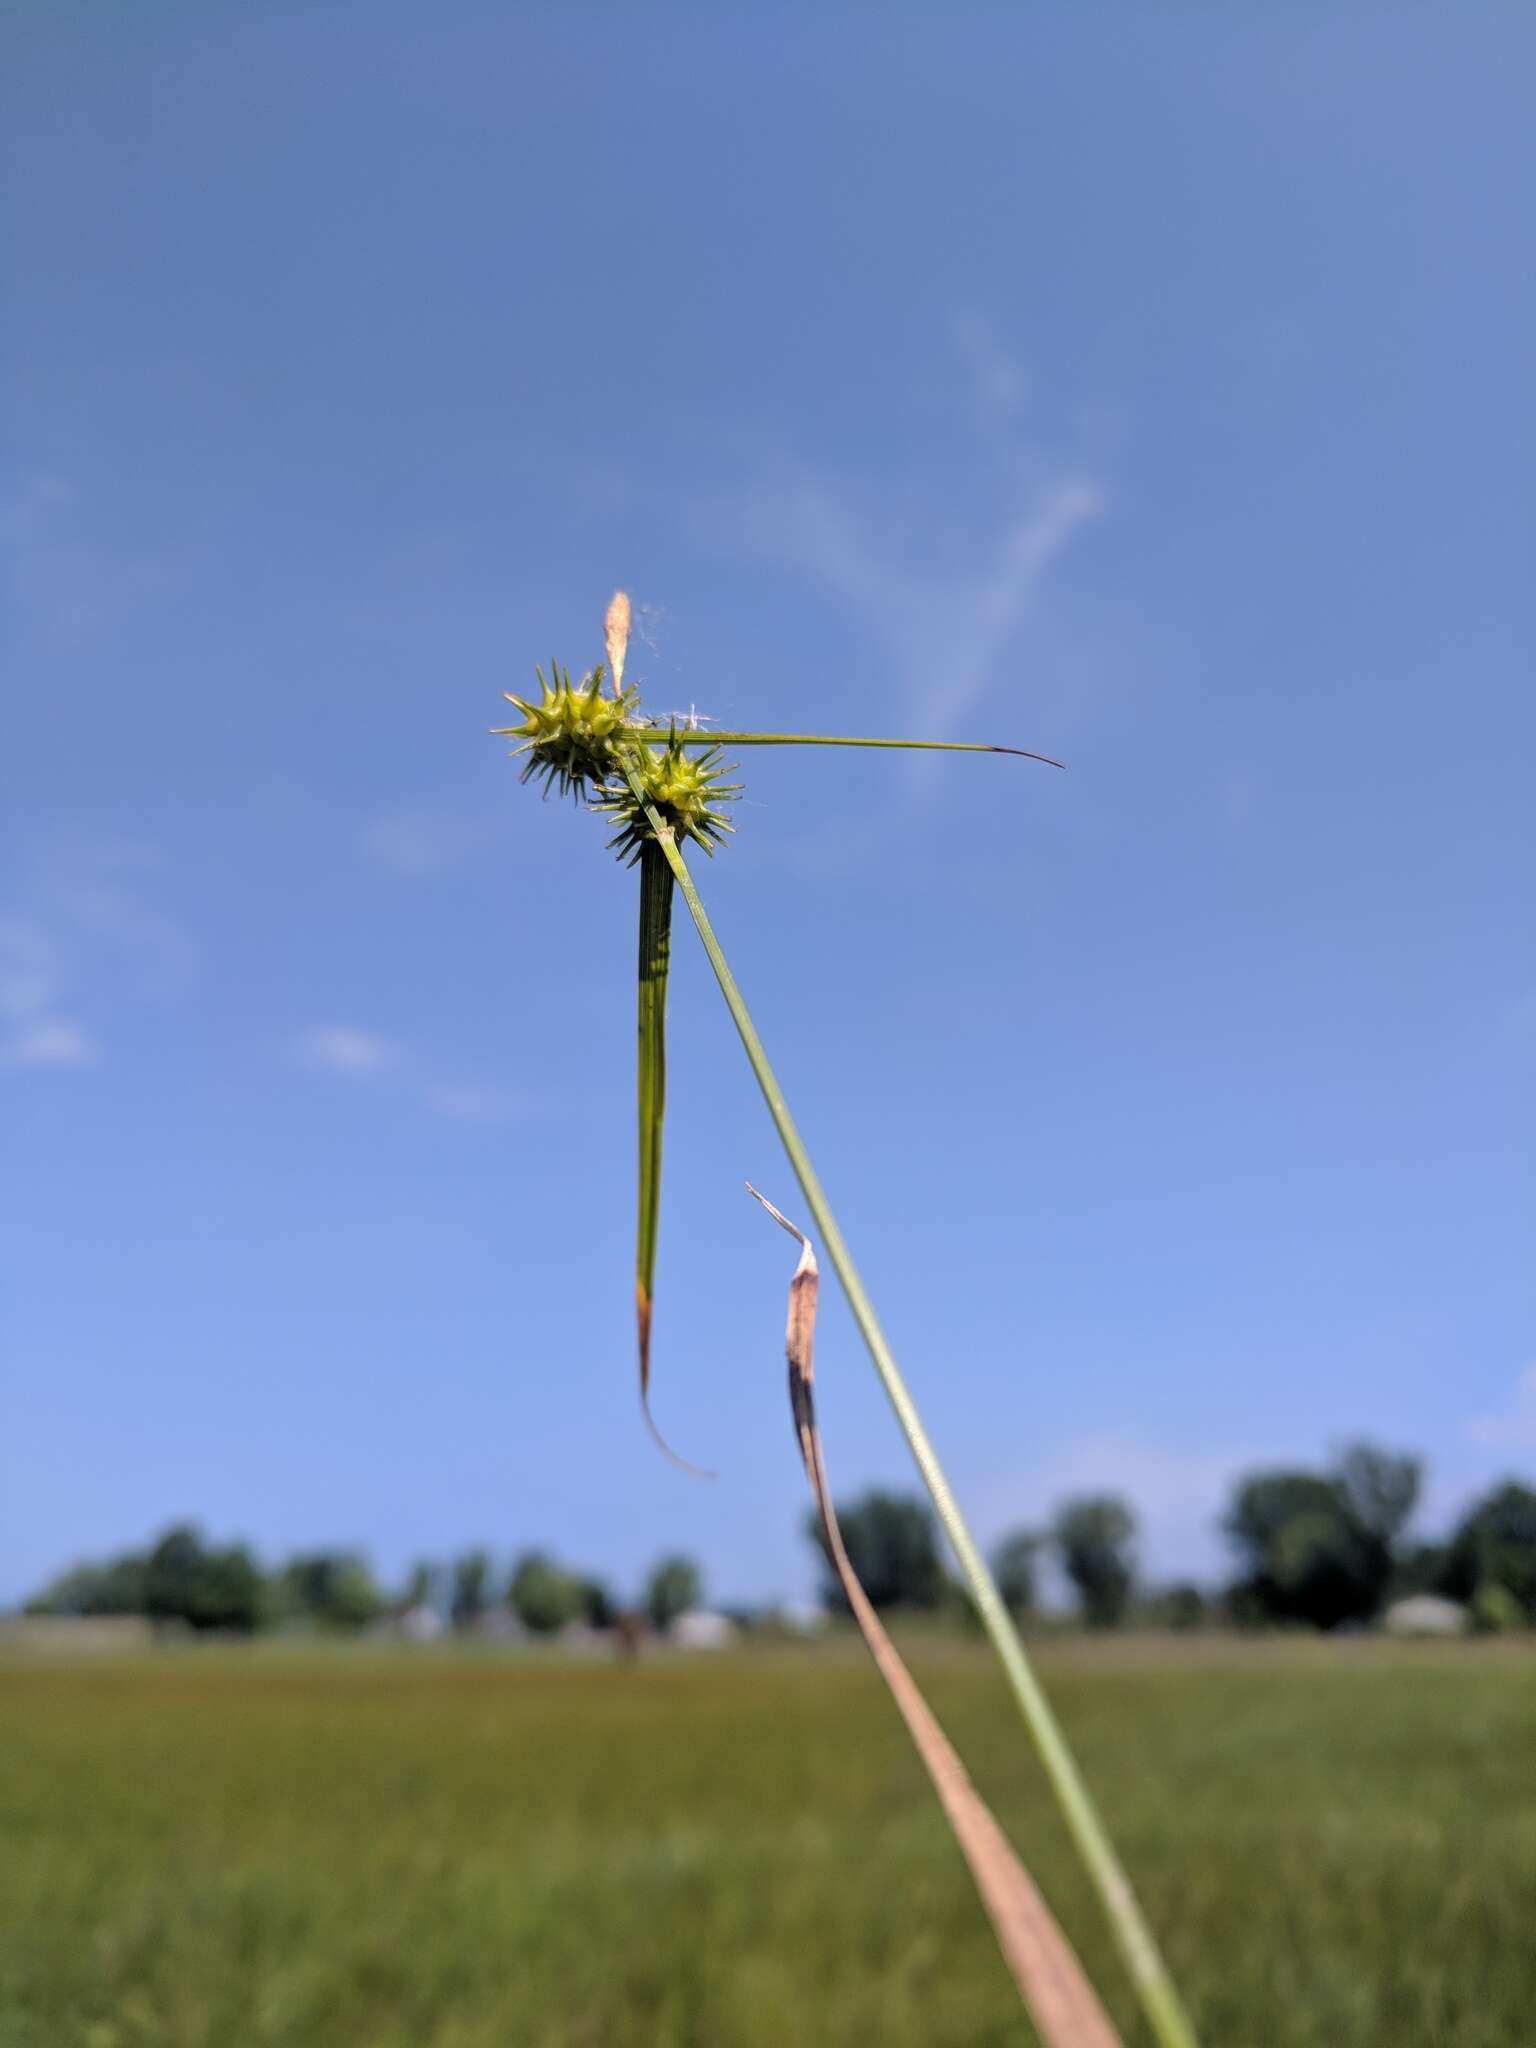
[2,1635,1532,2047]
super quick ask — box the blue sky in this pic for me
[3,6,1532,1609]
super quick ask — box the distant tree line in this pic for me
[811,1451,1536,1634]
[21,1448,1536,1639]
[22,1527,706,1640]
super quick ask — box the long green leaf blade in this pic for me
[638,730,1065,769]
[634,843,705,1472]
[635,842,670,1412]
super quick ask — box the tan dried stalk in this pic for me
[749,1184,1123,2048]
[603,588,631,695]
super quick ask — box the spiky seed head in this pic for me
[604,590,631,696]
[491,660,642,800]
[597,728,741,864]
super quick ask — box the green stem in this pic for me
[616,759,1196,2048]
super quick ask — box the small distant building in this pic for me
[367,1603,446,1643]
[1383,1594,1468,1638]
[777,1602,828,1636]
[471,1608,527,1643]
[668,1608,738,1651]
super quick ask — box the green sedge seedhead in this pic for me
[492,660,642,800]
[598,728,741,865]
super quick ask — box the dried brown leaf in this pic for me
[749,1184,1123,2048]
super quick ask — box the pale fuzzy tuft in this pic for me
[604,590,631,695]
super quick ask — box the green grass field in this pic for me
[2,1637,1532,2046]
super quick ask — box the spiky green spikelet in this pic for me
[598,727,741,864]
[492,661,641,800]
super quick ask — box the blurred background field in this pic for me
[3,1636,1532,2048]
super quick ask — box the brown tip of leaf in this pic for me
[635,1279,652,1388]
[991,742,1067,770]
[635,1281,714,1479]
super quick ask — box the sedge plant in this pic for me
[494,592,1198,2048]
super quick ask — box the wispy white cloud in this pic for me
[953,310,1026,422]
[588,322,1108,757]
[0,919,99,1071]
[1468,1364,1536,1450]
[3,833,195,1069]
[54,872,193,990]
[302,1024,400,1077]
[717,463,1105,743]
[300,1024,521,1126]
[0,1015,98,1070]
[1034,1434,1244,1522]
[424,1082,520,1125]
[0,957,53,1025]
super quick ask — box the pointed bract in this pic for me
[634,844,709,1475]
[641,729,1065,769]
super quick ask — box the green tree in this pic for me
[579,1576,617,1629]
[1224,1445,1421,1629]
[1391,1540,1451,1599]
[508,1551,583,1634]
[645,1554,703,1631]
[1224,1473,1362,1628]
[806,1489,946,1612]
[25,1551,148,1618]
[1336,1442,1421,1548]
[1471,1580,1525,1634]
[991,1529,1042,1618]
[144,1525,204,1626]
[400,1560,435,1611]
[279,1552,382,1630]
[1055,1495,1136,1629]
[1226,1472,1341,1568]
[450,1549,492,1631]
[1155,1583,1209,1632]
[144,1524,265,1632]
[26,1531,262,1630]
[1337,1441,1420,1604]
[1444,1481,1536,1623]
[1269,1508,1373,1630]
[199,1542,266,1632]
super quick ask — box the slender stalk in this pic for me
[616,758,1197,2048]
